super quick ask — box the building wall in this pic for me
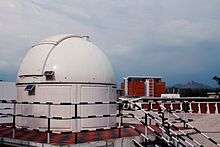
[128,81,145,97]
[0,82,16,99]
[0,82,16,124]
[16,83,117,132]
[120,78,166,97]
[154,82,166,97]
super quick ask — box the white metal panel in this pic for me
[44,37,115,83]
[18,44,54,76]
[80,85,109,102]
[17,35,115,84]
[37,85,72,130]
[80,86,116,129]
[80,86,110,128]
[16,83,117,131]
[16,85,73,130]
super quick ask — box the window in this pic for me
[25,84,35,96]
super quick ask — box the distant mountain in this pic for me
[172,81,213,89]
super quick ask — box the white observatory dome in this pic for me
[16,35,117,132]
[17,34,115,84]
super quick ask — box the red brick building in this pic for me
[120,76,166,97]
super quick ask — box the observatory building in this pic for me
[16,34,117,132]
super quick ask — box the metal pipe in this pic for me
[47,104,51,144]
[118,103,123,127]
[144,113,148,146]
[75,104,77,118]
[12,103,16,139]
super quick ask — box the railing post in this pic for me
[144,113,148,146]
[75,104,78,118]
[161,111,165,125]
[47,104,51,144]
[12,102,16,138]
[182,101,189,129]
[74,104,78,143]
[118,103,123,138]
[118,103,123,127]
[149,102,152,125]
[75,132,78,144]
[12,103,16,128]
[149,102,152,111]
[166,123,171,143]
[215,103,217,114]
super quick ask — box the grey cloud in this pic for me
[0,0,219,86]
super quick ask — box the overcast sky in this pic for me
[0,0,220,86]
